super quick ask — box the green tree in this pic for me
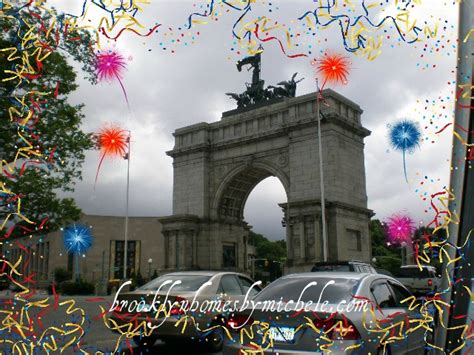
[0,7,96,237]
[370,219,402,275]
[249,231,286,281]
[249,231,287,262]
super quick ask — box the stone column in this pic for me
[191,231,199,268]
[158,215,201,271]
[243,235,248,272]
[299,217,305,261]
[314,218,322,260]
[162,232,170,269]
[287,219,295,265]
[173,231,179,270]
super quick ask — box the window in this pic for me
[255,277,360,303]
[67,252,74,274]
[371,282,397,308]
[219,275,242,295]
[398,267,433,278]
[346,229,362,252]
[238,276,261,297]
[112,240,139,279]
[389,282,412,308]
[223,244,236,268]
[311,264,351,272]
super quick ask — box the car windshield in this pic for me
[312,264,351,272]
[139,275,212,292]
[254,277,360,303]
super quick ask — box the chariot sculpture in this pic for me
[226,49,304,109]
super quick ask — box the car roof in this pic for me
[281,272,372,280]
[313,260,368,265]
[161,271,249,277]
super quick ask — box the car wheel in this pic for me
[377,345,391,355]
[204,324,224,353]
[133,335,156,350]
[424,330,435,354]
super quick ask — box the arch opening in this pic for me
[244,176,287,241]
[215,163,289,223]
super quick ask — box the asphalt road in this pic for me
[0,293,221,355]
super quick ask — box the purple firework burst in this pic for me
[95,49,130,109]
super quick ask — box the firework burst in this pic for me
[386,214,416,246]
[388,119,421,183]
[63,224,93,255]
[312,53,350,90]
[95,126,129,184]
[95,49,130,109]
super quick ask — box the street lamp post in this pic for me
[148,258,152,280]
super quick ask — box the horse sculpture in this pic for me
[268,73,304,98]
[226,50,304,110]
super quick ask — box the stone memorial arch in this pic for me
[159,89,373,273]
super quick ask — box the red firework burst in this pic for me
[95,126,129,184]
[313,53,350,89]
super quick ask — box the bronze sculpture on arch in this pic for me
[226,49,304,109]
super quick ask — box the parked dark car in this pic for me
[311,260,377,273]
[224,272,427,354]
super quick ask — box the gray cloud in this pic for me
[54,0,457,240]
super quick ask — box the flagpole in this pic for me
[123,131,131,280]
[316,80,328,262]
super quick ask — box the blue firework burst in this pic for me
[389,120,421,183]
[63,224,93,255]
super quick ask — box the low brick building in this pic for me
[3,214,164,285]
[2,214,259,287]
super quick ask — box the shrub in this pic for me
[61,280,95,295]
[48,268,73,294]
[107,279,121,295]
[54,268,72,284]
[135,270,145,287]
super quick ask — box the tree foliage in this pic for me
[249,231,287,262]
[370,219,402,275]
[0,7,97,237]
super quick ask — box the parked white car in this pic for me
[108,271,261,352]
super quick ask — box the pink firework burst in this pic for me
[385,214,416,246]
[95,50,130,109]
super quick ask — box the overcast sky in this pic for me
[49,0,458,240]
